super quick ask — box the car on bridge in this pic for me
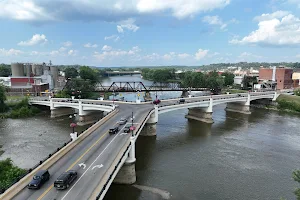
[123,125,132,133]
[153,99,161,105]
[54,170,77,190]
[178,98,185,103]
[28,170,50,189]
[109,126,119,134]
[118,118,127,125]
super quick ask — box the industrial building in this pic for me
[258,66,293,90]
[3,61,63,95]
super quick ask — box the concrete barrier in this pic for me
[0,109,119,200]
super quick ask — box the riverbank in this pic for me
[0,98,40,119]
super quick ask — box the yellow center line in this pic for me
[37,129,111,200]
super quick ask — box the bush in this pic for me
[277,99,300,112]
[0,158,26,191]
[295,89,300,97]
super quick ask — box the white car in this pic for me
[118,118,127,125]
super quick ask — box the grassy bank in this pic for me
[0,98,40,119]
[276,94,300,113]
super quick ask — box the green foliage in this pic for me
[0,158,26,191]
[294,89,300,96]
[0,65,11,77]
[54,90,71,98]
[64,78,96,99]
[182,71,224,92]
[141,68,176,82]
[0,84,8,113]
[79,66,100,84]
[293,170,300,200]
[64,67,78,79]
[242,76,258,90]
[1,98,40,119]
[222,72,235,86]
[276,99,300,112]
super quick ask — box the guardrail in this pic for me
[0,109,119,200]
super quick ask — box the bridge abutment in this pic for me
[140,107,158,136]
[50,108,74,118]
[114,137,136,184]
[185,98,214,123]
[181,90,189,97]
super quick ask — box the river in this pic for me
[1,75,300,200]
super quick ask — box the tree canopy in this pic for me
[79,66,100,84]
[142,68,176,82]
[0,84,8,113]
[64,67,78,79]
[0,65,11,77]
[222,72,235,86]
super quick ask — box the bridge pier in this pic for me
[225,93,251,114]
[77,111,104,126]
[181,90,189,97]
[144,91,152,102]
[50,108,74,118]
[114,137,136,184]
[185,98,214,123]
[140,106,158,136]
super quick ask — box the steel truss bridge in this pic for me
[94,82,209,92]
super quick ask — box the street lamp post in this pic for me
[69,113,77,133]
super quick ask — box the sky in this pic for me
[0,0,300,67]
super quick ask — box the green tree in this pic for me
[64,67,78,79]
[222,72,235,86]
[0,65,11,77]
[79,66,100,84]
[293,170,300,200]
[0,158,26,191]
[0,84,8,113]
[294,89,300,96]
[242,76,258,90]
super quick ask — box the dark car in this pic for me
[178,98,185,103]
[54,170,77,190]
[123,125,131,133]
[153,99,161,105]
[109,127,119,134]
[28,170,50,189]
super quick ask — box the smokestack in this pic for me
[272,66,276,82]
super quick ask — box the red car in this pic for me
[152,99,161,105]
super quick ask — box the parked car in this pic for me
[109,127,119,134]
[123,125,131,133]
[153,99,161,105]
[178,98,185,103]
[118,118,127,125]
[28,170,50,189]
[54,170,77,190]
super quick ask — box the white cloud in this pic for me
[0,48,23,56]
[117,18,139,32]
[137,0,230,19]
[94,46,141,61]
[163,54,172,60]
[102,45,113,51]
[68,49,77,56]
[0,0,230,22]
[230,12,300,47]
[59,47,66,52]
[202,15,227,30]
[84,43,98,48]
[63,41,72,47]
[195,49,209,60]
[296,54,300,58]
[104,35,120,41]
[253,10,290,21]
[178,53,190,59]
[238,52,263,60]
[18,34,47,46]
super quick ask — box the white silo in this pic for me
[11,63,25,77]
[25,64,32,77]
[32,64,43,76]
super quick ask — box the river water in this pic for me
[1,75,300,200]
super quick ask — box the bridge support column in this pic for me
[185,98,214,123]
[272,91,279,101]
[140,106,158,136]
[114,137,136,184]
[225,93,251,114]
[181,90,189,97]
[144,91,152,102]
[51,108,74,118]
[77,111,103,126]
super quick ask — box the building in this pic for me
[234,76,244,85]
[259,67,293,90]
[292,72,300,88]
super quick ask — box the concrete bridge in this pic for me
[1,90,290,200]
